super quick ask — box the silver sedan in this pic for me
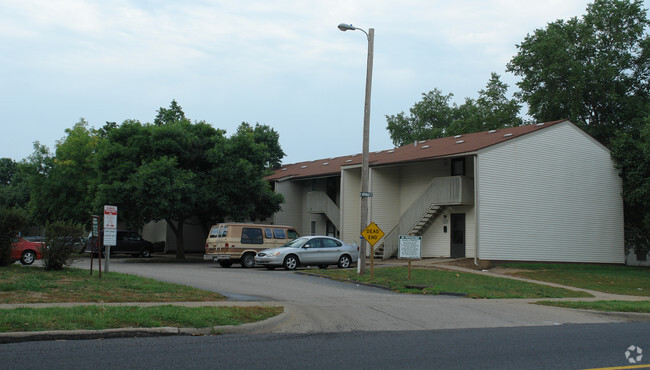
[254,236,359,270]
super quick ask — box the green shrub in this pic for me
[42,221,84,270]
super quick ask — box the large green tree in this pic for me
[386,74,522,146]
[94,102,284,259]
[28,120,99,226]
[507,0,650,146]
[611,117,650,257]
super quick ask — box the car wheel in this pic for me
[218,260,233,268]
[20,250,36,265]
[240,253,255,268]
[140,248,152,258]
[283,255,299,270]
[318,265,328,269]
[337,255,351,269]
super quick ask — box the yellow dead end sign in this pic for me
[362,222,385,246]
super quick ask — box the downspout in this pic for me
[474,154,480,266]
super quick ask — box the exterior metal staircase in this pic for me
[373,205,445,259]
[372,176,474,259]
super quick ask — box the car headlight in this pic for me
[267,250,282,257]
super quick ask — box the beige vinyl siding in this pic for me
[477,122,623,263]
[419,206,475,257]
[371,166,401,237]
[274,180,304,234]
[341,166,361,246]
[398,161,448,215]
[301,178,329,236]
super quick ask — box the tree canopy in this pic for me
[93,102,284,259]
[386,73,522,146]
[507,0,650,146]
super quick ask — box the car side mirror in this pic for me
[303,244,310,249]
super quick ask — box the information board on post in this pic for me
[399,235,421,259]
[399,235,421,280]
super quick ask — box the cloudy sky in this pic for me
[2,0,648,165]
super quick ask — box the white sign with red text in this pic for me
[103,205,117,247]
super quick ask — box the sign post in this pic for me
[361,222,384,279]
[399,235,421,280]
[103,205,117,273]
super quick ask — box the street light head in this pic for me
[338,23,356,32]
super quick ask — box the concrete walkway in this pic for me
[1,258,647,343]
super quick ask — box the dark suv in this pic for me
[85,230,158,258]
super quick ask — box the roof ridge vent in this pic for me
[345,159,353,163]
[300,165,308,169]
[503,133,513,137]
[388,150,394,153]
[454,135,462,139]
[422,145,430,149]
[536,122,545,126]
[323,162,329,166]
[488,130,497,134]
[281,168,287,171]
[456,140,464,144]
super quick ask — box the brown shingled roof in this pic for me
[267,120,566,181]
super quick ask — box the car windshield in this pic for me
[281,237,309,249]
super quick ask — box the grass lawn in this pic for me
[0,265,282,332]
[535,300,650,313]
[497,263,650,296]
[0,305,283,333]
[0,264,226,303]
[314,266,592,299]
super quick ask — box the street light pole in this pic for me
[338,23,374,275]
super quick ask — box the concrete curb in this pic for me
[0,327,180,344]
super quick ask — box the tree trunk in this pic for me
[166,218,185,260]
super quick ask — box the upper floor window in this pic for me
[451,158,465,176]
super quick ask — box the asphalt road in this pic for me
[71,256,637,333]
[2,322,649,369]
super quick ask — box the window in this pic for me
[273,228,287,239]
[636,250,648,261]
[264,228,273,239]
[288,230,299,239]
[322,238,342,248]
[307,238,324,248]
[451,158,465,176]
[241,228,263,244]
[310,221,316,236]
[210,226,227,238]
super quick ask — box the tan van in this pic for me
[204,223,299,268]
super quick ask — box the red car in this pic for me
[10,237,44,265]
